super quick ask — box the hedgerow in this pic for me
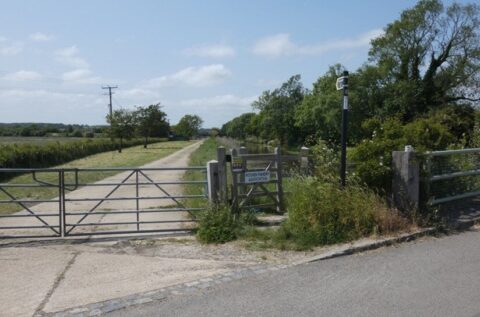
[0,138,162,170]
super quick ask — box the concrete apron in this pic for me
[0,241,256,316]
[0,141,204,238]
[0,141,257,317]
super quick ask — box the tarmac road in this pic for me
[108,228,480,317]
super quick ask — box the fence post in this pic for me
[392,145,420,212]
[230,148,239,212]
[58,170,65,237]
[216,146,227,204]
[300,146,310,175]
[274,147,284,213]
[239,146,247,196]
[207,160,219,204]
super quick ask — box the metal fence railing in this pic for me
[423,148,480,205]
[0,167,208,239]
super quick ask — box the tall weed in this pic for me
[285,177,409,248]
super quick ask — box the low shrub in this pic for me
[196,205,241,244]
[283,177,409,249]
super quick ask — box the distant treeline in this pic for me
[0,123,107,138]
[0,138,164,170]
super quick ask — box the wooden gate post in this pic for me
[239,146,247,196]
[230,148,239,212]
[274,147,284,213]
[216,146,227,204]
[207,160,219,204]
[300,146,310,175]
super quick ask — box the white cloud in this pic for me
[2,70,42,81]
[0,41,23,56]
[29,32,54,42]
[180,94,256,109]
[144,64,231,88]
[182,44,236,58]
[252,29,383,57]
[252,33,295,57]
[55,45,89,68]
[61,69,102,84]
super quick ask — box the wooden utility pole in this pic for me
[102,85,118,120]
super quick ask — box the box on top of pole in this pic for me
[336,70,349,188]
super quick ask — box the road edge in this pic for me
[41,226,444,317]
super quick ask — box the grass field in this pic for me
[0,136,97,145]
[0,140,195,214]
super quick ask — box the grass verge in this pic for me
[182,138,219,210]
[0,140,194,214]
[240,177,411,251]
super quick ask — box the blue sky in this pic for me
[0,0,469,127]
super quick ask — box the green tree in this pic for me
[175,115,203,139]
[220,113,257,139]
[252,75,305,145]
[107,108,136,153]
[134,103,170,148]
[369,0,480,120]
[294,66,343,144]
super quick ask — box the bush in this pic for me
[72,130,83,137]
[197,205,240,244]
[350,117,455,192]
[284,177,409,248]
[309,140,340,182]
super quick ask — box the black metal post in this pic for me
[340,71,349,188]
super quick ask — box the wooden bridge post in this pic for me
[207,160,219,204]
[216,146,227,204]
[274,147,284,213]
[230,148,239,212]
[239,146,247,197]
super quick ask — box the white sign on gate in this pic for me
[245,171,270,184]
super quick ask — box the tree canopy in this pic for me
[369,0,480,119]
[107,108,136,152]
[175,115,203,139]
[134,103,170,148]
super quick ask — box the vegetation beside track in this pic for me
[183,138,219,210]
[0,137,168,170]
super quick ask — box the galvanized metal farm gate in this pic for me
[0,167,208,239]
[392,146,480,211]
[423,148,480,205]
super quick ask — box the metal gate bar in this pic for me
[424,148,480,205]
[63,166,207,236]
[0,169,63,238]
[0,166,208,239]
